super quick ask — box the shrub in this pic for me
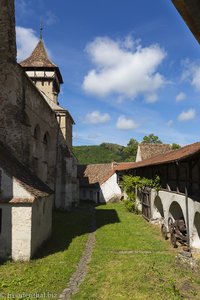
[122,174,161,214]
[124,199,140,214]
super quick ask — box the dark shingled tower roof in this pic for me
[20,39,63,83]
[20,39,56,68]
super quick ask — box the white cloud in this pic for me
[182,61,200,92]
[178,108,196,122]
[84,111,111,124]
[176,92,186,102]
[82,36,166,100]
[116,115,139,130]
[192,68,200,91]
[166,120,173,126]
[16,26,38,61]
[146,94,158,103]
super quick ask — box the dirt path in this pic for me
[59,206,96,300]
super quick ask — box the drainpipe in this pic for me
[54,113,61,209]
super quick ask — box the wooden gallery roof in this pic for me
[172,0,200,44]
[115,142,200,171]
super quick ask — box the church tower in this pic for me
[20,36,63,104]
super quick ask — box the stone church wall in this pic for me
[0,0,79,209]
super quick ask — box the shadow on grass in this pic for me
[34,204,120,259]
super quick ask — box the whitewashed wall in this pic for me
[151,189,200,249]
[0,167,52,261]
[12,205,32,261]
[100,173,122,203]
[31,196,53,257]
[80,173,122,203]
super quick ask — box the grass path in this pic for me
[0,203,200,299]
[73,203,200,300]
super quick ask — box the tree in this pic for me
[122,138,139,162]
[171,143,181,150]
[142,133,162,144]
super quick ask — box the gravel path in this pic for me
[59,206,96,300]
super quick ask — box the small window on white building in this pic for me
[0,209,2,234]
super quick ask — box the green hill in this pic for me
[73,143,125,164]
[73,135,180,165]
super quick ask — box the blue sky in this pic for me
[15,0,200,146]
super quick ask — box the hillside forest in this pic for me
[73,134,180,164]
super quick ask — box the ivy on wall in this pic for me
[122,175,161,213]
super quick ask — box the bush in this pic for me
[124,199,140,214]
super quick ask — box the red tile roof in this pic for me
[136,143,171,161]
[115,142,200,171]
[78,142,200,186]
[78,163,116,187]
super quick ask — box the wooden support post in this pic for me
[176,162,179,193]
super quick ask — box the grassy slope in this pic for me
[73,144,124,164]
[73,203,200,300]
[0,206,91,297]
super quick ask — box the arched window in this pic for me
[33,124,41,141]
[43,132,50,154]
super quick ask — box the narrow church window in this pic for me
[0,209,2,234]
[34,125,40,140]
[43,134,48,145]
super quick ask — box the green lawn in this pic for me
[0,205,91,299]
[73,203,200,300]
[1,203,200,300]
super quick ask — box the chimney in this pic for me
[0,0,17,63]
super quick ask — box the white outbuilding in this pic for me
[0,142,53,261]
